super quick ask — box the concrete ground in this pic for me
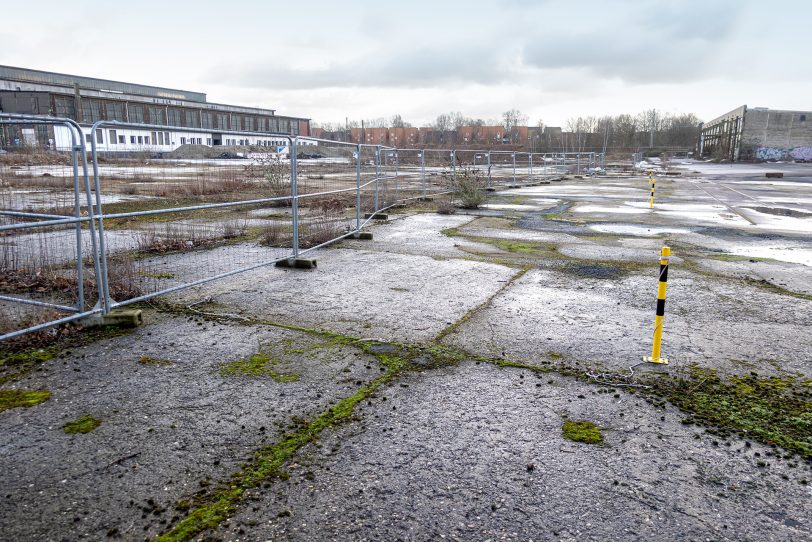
[1,160,810,542]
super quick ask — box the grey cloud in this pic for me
[521,1,742,83]
[213,47,515,90]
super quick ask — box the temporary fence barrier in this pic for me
[1,113,597,342]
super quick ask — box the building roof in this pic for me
[0,65,206,103]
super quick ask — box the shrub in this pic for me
[446,166,486,209]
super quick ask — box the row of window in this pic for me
[54,96,299,134]
[83,129,289,147]
[223,138,287,147]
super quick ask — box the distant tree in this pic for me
[502,109,528,144]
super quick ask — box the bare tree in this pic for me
[502,109,528,144]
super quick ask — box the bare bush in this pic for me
[446,166,487,209]
[135,225,212,254]
[298,211,347,249]
[436,201,456,215]
[242,157,291,202]
[259,221,289,247]
[222,220,248,239]
[105,257,142,300]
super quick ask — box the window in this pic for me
[180,137,187,145]
[801,115,807,122]
[81,99,102,123]
[137,136,143,144]
[144,136,150,144]
[86,134,92,143]
[105,102,125,121]
[217,113,228,130]
[96,129,104,144]
[148,106,165,125]
[202,112,213,129]
[151,132,157,144]
[164,132,170,145]
[131,136,136,144]
[109,129,117,144]
[118,135,125,144]
[167,108,182,126]
[187,110,200,128]
[245,117,254,132]
[232,116,242,131]
[54,96,76,118]
[206,138,212,146]
[129,104,145,123]
[158,132,164,145]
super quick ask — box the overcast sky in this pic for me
[1,0,809,126]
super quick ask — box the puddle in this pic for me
[725,245,812,266]
[745,206,812,219]
[573,204,649,215]
[589,224,692,237]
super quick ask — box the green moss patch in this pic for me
[219,353,299,383]
[0,389,51,412]
[562,420,604,445]
[646,366,812,459]
[63,414,101,434]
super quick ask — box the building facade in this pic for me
[0,65,311,152]
[700,105,812,161]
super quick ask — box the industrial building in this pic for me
[699,105,812,161]
[0,65,311,152]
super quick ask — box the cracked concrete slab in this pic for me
[223,361,812,542]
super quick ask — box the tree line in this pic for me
[314,108,702,151]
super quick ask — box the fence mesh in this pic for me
[2,114,608,342]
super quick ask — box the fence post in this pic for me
[69,141,85,311]
[89,125,112,312]
[290,137,299,257]
[374,145,381,211]
[420,149,426,198]
[451,150,456,179]
[529,152,534,179]
[394,149,400,199]
[487,150,491,185]
[356,144,362,231]
[512,151,516,183]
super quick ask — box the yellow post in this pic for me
[644,246,670,364]
[648,174,656,209]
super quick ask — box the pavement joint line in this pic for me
[690,180,758,226]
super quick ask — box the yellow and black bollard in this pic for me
[644,246,671,364]
[648,173,656,209]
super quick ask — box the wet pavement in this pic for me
[1,160,811,541]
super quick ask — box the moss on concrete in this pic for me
[219,353,299,383]
[562,420,604,445]
[645,366,812,459]
[0,389,51,412]
[63,414,101,434]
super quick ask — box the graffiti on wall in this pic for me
[755,146,812,161]
[789,146,812,161]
